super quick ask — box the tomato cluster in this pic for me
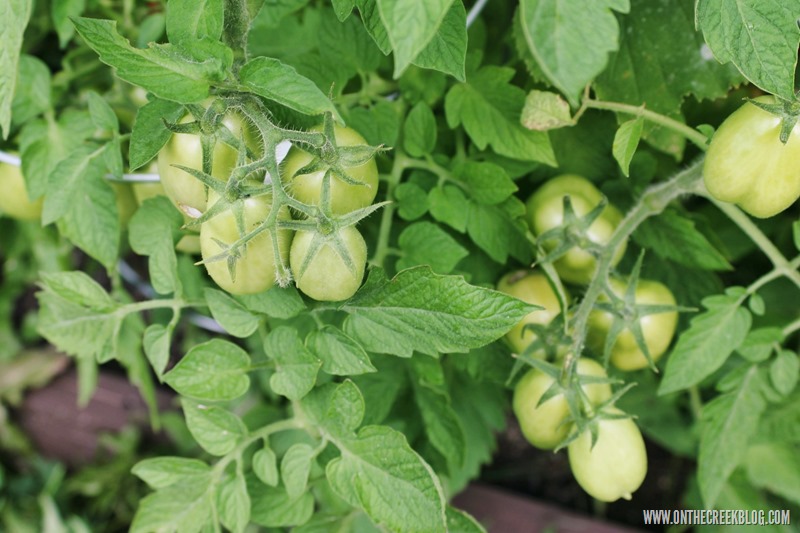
[157,106,378,300]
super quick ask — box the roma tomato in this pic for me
[587,278,678,371]
[704,96,800,218]
[568,409,648,502]
[200,188,291,295]
[497,270,568,356]
[282,125,378,214]
[0,158,43,221]
[526,175,626,285]
[290,225,367,301]
[158,107,258,216]
[512,358,612,450]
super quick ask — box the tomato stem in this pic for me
[583,99,709,151]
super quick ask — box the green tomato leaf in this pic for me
[446,506,485,533]
[36,275,121,362]
[397,221,468,274]
[17,110,94,199]
[327,425,447,533]
[216,468,251,533]
[281,443,315,500]
[633,210,732,271]
[454,161,517,205]
[252,447,279,486]
[181,398,247,456]
[42,145,120,269]
[411,364,466,473]
[429,185,469,232]
[403,102,437,157]
[319,10,382,76]
[129,196,184,296]
[132,457,211,490]
[39,271,116,312]
[236,285,306,319]
[249,480,314,528]
[517,0,629,105]
[395,182,430,221]
[72,17,221,103]
[166,0,224,45]
[698,365,767,507]
[307,326,376,376]
[130,481,213,533]
[376,0,454,78]
[264,326,321,400]
[412,1,468,81]
[11,55,51,128]
[129,97,185,170]
[745,443,800,506]
[301,381,366,437]
[345,100,400,146]
[770,350,799,396]
[445,65,556,165]
[612,116,643,177]
[204,288,261,338]
[696,0,800,100]
[660,293,752,395]
[0,0,32,139]
[164,339,251,402]
[240,57,341,120]
[342,267,538,357]
[467,199,532,264]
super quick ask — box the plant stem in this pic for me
[370,152,409,267]
[706,198,800,290]
[566,160,705,365]
[583,99,709,150]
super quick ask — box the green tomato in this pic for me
[0,157,43,222]
[112,182,138,229]
[526,175,626,285]
[290,225,367,301]
[512,358,612,450]
[568,409,648,502]
[497,270,568,356]
[704,96,800,218]
[282,125,379,214]
[158,107,257,216]
[587,278,678,371]
[200,189,291,295]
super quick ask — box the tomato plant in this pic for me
[703,96,800,218]
[512,358,611,450]
[282,124,379,215]
[4,0,800,531]
[200,188,292,295]
[289,225,367,301]
[567,409,648,502]
[0,158,43,221]
[496,269,568,356]
[587,278,679,371]
[526,175,626,285]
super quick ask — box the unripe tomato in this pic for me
[158,107,258,215]
[512,358,612,450]
[496,270,568,356]
[282,125,379,215]
[200,189,291,295]
[703,96,800,218]
[568,409,648,502]
[0,158,43,221]
[290,225,367,301]
[526,175,626,285]
[587,278,678,371]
